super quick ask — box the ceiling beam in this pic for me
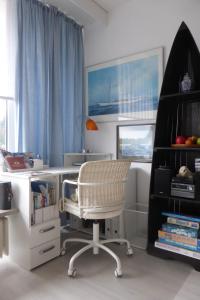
[67,0,108,24]
[45,0,108,25]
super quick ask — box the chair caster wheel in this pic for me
[68,268,77,278]
[114,269,122,278]
[126,247,133,256]
[60,248,66,256]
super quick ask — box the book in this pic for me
[158,230,199,247]
[162,223,198,238]
[162,212,200,229]
[4,156,27,170]
[158,237,199,251]
[155,240,200,260]
[167,217,199,229]
[162,212,200,223]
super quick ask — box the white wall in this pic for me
[84,0,200,157]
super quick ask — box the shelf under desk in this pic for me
[0,208,18,217]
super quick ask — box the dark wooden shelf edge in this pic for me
[150,194,200,204]
[160,90,200,100]
[154,147,200,151]
[147,243,200,270]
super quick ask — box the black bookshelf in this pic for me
[147,22,200,271]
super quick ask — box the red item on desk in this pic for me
[5,156,27,170]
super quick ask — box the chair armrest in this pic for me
[78,179,127,186]
[60,179,78,212]
[63,179,78,186]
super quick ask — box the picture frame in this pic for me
[86,48,163,122]
[117,123,156,162]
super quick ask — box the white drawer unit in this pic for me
[31,238,60,269]
[30,218,60,248]
[0,171,61,270]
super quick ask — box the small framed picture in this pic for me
[117,123,155,162]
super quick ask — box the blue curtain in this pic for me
[15,0,84,166]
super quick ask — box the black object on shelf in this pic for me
[154,166,174,196]
[0,181,13,210]
[147,22,200,271]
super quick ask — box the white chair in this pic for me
[61,160,133,277]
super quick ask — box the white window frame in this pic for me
[0,95,14,150]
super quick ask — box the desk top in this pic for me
[0,166,80,179]
[0,208,18,217]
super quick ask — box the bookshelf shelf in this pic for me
[150,194,200,204]
[154,147,200,152]
[160,90,200,102]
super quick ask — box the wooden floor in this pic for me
[0,234,200,300]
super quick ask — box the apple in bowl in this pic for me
[191,136,198,144]
[185,137,193,145]
[176,136,186,144]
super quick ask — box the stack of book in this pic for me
[155,212,200,260]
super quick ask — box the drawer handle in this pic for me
[39,245,55,255]
[39,226,55,233]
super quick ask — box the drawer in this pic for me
[30,218,60,248]
[30,238,60,269]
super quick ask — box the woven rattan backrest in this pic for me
[77,160,131,208]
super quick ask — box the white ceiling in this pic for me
[43,0,130,25]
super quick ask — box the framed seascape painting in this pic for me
[86,48,163,122]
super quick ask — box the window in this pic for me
[0,98,7,148]
[0,0,17,150]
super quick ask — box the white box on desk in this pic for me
[33,159,43,170]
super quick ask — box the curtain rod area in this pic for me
[37,0,84,28]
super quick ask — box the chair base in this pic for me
[61,222,133,277]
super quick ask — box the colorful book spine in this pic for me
[162,212,200,223]
[158,230,198,246]
[161,223,199,238]
[158,237,198,251]
[155,241,200,260]
[167,217,199,229]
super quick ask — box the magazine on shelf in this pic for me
[155,241,200,260]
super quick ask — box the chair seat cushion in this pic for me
[64,198,123,219]
[64,198,80,217]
